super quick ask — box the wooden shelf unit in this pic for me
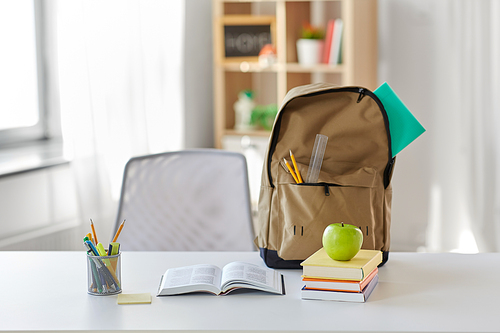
[212,0,378,148]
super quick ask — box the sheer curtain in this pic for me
[56,0,185,228]
[425,0,500,253]
[380,0,500,253]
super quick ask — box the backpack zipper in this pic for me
[295,182,340,196]
[280,161,331,195]
[267,87,394,189]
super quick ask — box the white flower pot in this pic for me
[296,39,324,66]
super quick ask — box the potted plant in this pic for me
[296,22,324,66]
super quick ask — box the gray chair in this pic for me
[111,149,256,251]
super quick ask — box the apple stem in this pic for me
[341,222,344,227]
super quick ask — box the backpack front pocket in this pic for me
[276,169,381,261]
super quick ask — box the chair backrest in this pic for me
[112,149,256,251]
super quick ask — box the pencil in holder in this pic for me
[86,252,122,296]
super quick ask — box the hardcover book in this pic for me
[322,19,335,63]
[303,267,378,292]
[300,248,382,281]
[328,18,343,65]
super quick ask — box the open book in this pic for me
[157,261,285,296]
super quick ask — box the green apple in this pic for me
[322,222,363,261]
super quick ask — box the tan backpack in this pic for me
[255,83,396,268]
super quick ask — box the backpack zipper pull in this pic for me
[357,88,365,103]
[323,184,330,196]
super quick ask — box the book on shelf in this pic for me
[303,267,378,292]
[328,18,343,65]
[157,261,285,296]
[300,248,382,281]
[322,19,335,63]
[301,274,379,303]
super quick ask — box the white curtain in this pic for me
[56,0,185,225]
[425,1,500,252]
[379,0,500,253]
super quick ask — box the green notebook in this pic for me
[374,82,426,157]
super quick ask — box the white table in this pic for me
[0,251,499,333]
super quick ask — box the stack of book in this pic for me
[300,248,382,302]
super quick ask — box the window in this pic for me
[0,0,46,146]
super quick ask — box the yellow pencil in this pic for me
[90,219,98,245]
[289,150,303,183]
[283,158,299,184]
[112,219,126,243]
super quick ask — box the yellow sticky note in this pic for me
[117,293,152,305]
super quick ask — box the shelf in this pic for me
[213,0,378,149]
[285,63,344,73]
[222,62,344,74]
[223,62,281,73]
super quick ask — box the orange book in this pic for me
[301,275,379,303]
[303,267,378,293]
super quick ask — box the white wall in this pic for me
[0,164,84,250]
[184,0,214,148]
[378,0,435,251]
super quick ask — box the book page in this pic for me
[220,261,282,294]
[157,264,222,295]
